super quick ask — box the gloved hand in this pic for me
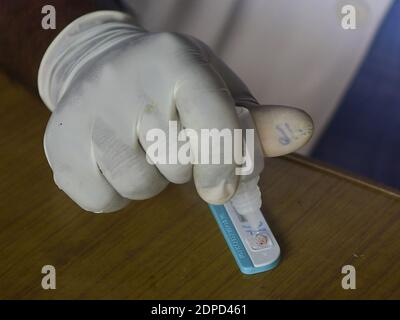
[38,11,313,213]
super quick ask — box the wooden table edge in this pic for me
[285,153,400,199]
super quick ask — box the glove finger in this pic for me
[92,117,169,201]
[137,106,193,184]
[174,63,240,204]
[44,103,130,213]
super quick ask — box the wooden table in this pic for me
[1,72,399,299]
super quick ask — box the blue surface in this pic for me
[209,204,280,275]
[312,1,400,189]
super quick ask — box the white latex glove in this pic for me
[38,11,313,213]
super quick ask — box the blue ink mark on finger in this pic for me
[276,124,291,145]
[284,122,299,140]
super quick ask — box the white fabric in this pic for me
[125,0,392,153]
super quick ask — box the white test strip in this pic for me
[224,201,280,269]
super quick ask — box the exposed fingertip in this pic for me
[250,105,314,157]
